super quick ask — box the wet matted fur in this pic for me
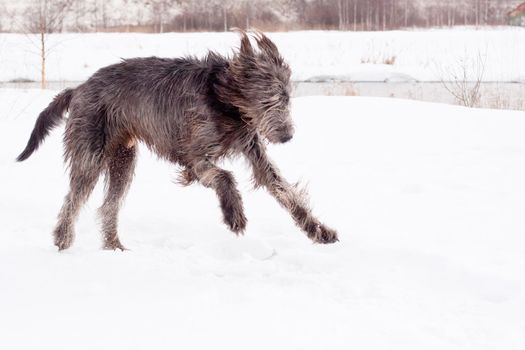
[17,30,338,250]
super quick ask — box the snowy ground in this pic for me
[1,27,525,83]
[1,89,524,349]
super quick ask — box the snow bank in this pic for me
[0,89,524,349]
[1,27,525,83]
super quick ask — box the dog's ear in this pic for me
[252,30,283,65]
[232,28,254,57]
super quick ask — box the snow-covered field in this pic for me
[1,27,525,83]
[1,89,524,349]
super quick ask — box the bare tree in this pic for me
[23,0,73,89]
[220,0,236,32]
[151,0,167,32]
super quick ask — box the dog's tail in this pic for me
[16,88,74,162]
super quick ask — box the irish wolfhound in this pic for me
[17,30,338,250]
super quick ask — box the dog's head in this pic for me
[227,30,294,144]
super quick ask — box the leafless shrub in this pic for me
[437,52,486,108]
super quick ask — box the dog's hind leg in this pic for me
[191,160,247,234]
[98,144,136,250]
[54,159,102,250]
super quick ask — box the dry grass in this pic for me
[322,83,359,96]
[480,91,525,111]
[360,39,399,66]
[361,55,397,65]
[342,85,359,96]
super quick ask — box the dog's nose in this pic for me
[280,133,293,143]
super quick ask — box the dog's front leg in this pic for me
[244,141,338,244]
[191,160,247,234]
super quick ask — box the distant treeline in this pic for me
[176,0,522,32]
[0,0,522,33]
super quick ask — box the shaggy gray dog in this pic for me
[17,30,338,250]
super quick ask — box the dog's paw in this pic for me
[54,228,73,251]
[224,207,247,235]
[311,223,339,244]
[103,237,127,251]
